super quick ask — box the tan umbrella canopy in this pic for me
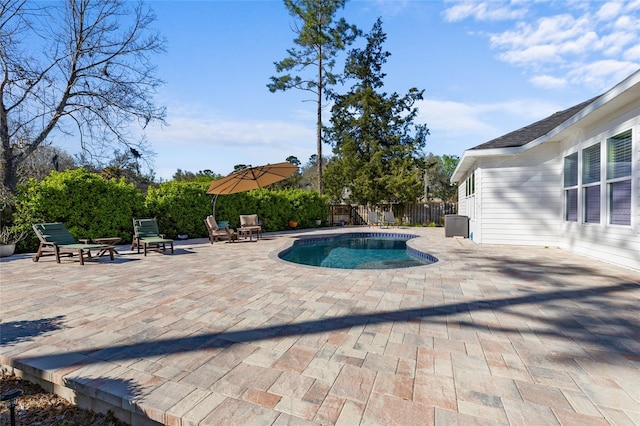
[207,162,299,216]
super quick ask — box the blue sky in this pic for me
[127,0,640,180]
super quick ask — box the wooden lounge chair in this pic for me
[204,215,236,243]
[131,218,174,256]
[32,222,115,265]
[239,214,262,241]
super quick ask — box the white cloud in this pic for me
[457,2,640,92]
[443,1,528,22]
[144,102,316,179]
[498,44,563,65]
[489,14,592,53]
[414,98,563,154]
[625,44,640,61]
[530,75,567,89]
[595,2,623,21]
[566,60,640,90]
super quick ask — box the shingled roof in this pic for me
[469,96,600,151]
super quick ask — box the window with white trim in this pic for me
[465,171,475,196]
[607,130,632,225]
[563,152,578,222]
[582,143,600,223]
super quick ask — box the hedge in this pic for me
[12,169,329,253]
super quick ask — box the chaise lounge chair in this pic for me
[204,215,236,243]
[382,211,396,228]
[32,222,116,265]
[368,211,381,227]
[239,214,262,241]
[131,218,174,256]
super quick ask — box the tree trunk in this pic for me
[0,101,18,193]
[317,45,323,195]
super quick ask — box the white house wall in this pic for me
[475,145,562,246]
[558,108,639,271]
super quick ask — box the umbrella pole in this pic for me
[212,194,219,217]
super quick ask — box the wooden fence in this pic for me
[328,202,458,226]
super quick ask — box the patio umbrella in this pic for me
[206,162,299,216]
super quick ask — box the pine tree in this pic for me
[268,0,359,194]
[325,18,429,206]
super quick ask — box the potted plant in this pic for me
[288,219,298,229]
[315,219,322,227]
[0,226,27,257]
[0,187,27,257]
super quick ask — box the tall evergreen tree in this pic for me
[268,0,359,194]
[324,18,429,206]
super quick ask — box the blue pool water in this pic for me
[279,233,437,269]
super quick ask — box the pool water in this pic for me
[279,233,437,269]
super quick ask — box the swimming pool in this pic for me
[278,232,438,269]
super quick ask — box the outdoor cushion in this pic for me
[132,218,174,256]
[32,222,115,265]
[240,214,259,227]
[204,215,236,243]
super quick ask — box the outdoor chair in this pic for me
[204,215,236,243]
[368,211,381,227]
[131,218,174,256]
[239,214,262,241]
[383,211,396,228]
[32,222,115,265]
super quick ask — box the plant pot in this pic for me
[288,220,298,229]
[0,243,16,258]
[315,220,322,226]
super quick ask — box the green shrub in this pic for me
[14,169,145,252]
[10,170,330,252]
[214,189,328,232]
[145,181,212,238]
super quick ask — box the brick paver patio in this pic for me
[1,227,638,425]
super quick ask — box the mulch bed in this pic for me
[1,371,129,426]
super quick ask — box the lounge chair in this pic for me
[204,215,236,243]
[382,211,396,228]
[368,211,380,227]
[131,218,174,256]
[239,214,262,241]
[32,222,115,265]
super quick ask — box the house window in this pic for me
[563,152,578,222]
[582,143,600,223]
[607,130,632,225]
[465,171,475,196]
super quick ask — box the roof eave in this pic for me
[451,69,640,184]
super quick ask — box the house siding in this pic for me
[558,110,640,270]
[453,72,640,271]
[477,146,562,246]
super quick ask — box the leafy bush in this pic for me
[214,188,328,232]
[14,169,145,252]
[145,181,211,238]
[10,170,330,252]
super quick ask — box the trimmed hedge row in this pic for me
[13,169,329,253]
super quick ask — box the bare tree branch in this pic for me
[0,0,166,192]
